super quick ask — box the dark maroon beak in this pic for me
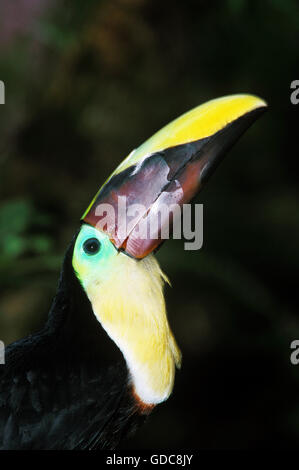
[82,95,267,258]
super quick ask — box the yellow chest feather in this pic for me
[83,254,181,405]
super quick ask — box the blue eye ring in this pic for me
[83,237,101,255]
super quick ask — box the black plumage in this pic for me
[0,233,146,450]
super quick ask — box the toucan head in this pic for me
[72,94,267,408]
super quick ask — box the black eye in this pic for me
[83,238,101,255]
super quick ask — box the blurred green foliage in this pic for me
[0,0,298,449]
[0,199,51,257]
[0,200,60,285]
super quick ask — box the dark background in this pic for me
[0,0,298,449]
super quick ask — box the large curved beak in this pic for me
[82,94,267,259]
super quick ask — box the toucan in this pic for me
[0,95,266,449]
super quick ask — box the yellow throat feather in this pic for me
[73,227,181,405]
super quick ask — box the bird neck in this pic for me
[44,236,124,368]
[82,253,181,406]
